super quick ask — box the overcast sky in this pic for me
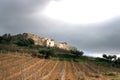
[0,0,120,57]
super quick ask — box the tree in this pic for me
[107,55,113,61]
[103,54,107,59]
[16,38,34,46]
[112,55,117,61]
[114,57,120,67]
[71,50,84,58]
[0,33,12,44]
[39,48,55,59]
[28,38,34,45]
[103,54,117,61]
[0,36,3,43]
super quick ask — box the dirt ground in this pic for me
[0,54,120,80]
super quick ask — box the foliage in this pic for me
[70,50,84,57]
[96,54,120,68]
[114,57,120,67]
[102,54,117,61]
[16,38,34,46]
[0,34,12,44]
[39,48,55,59]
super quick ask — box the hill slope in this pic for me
[12,33,77,51]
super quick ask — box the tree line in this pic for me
[0,34,12,44]
[0,33,35,46]
[102,54,120,67]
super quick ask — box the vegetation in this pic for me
[103,54,117,61]
[0,33,35,47]
[39,48,55,59]
[16,38,34,46]
[0,33,12,44]
[70,50,84,57]
[0,33,85,60]
[92,54,120,68]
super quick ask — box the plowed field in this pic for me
[0,54,120,80]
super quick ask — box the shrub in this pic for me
[102,54,117,61]
[71,50,84,57]
[39,48,55,59]
[0,34,12,44]
[16,38,34,46]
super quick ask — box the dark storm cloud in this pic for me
[0,0,49,34]
[65,18,120,54]
[0,0,120,56]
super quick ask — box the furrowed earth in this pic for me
[0,53,120,80]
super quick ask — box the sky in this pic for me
[0,0,120,57]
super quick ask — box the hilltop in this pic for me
[0,33,83,59]
[14,33,77,51]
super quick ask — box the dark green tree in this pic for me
[103,54,117,61]
[39,48,55,59]
[107,55,113,61]
[0,33,12,44]
[112,55,117,61]
[71,50,84,58]
[103,54,107,59]
[28,38,34,45]
[114,57,120,67]
[16,38,34,46]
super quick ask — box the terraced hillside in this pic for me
[0,54,120,80]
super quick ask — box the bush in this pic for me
[71,50,84,57]
[102,54,117,61]
[16,38,34,46]
[0,34,12,44]
[39,48,55,59]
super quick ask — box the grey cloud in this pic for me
[66,19,120,54]
[0,0,50,34]
[44,18,120,55]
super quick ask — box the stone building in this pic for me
[41,38,54,47]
